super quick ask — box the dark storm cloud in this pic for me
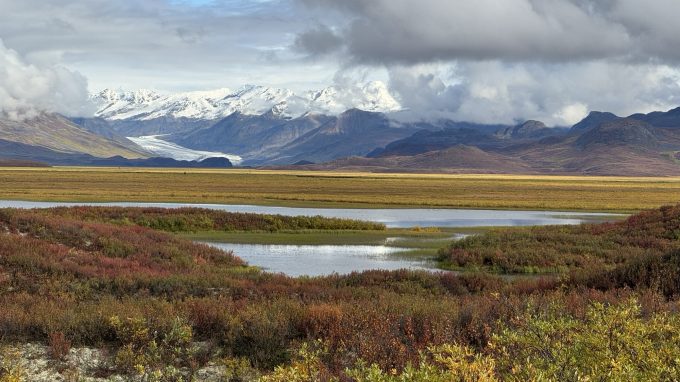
[293,25,343,56]
[296,0,680,65]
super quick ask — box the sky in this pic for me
[1,0,680,125]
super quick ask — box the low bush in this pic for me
[26,206,386,232]
[439,204,680,274]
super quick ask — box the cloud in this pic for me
[2,0,680,126]
[296,0,680,65]
[0,0,336,92]
[293,24,343,56]
[388,61,680,126]
[294,0,680,125]
[0,38,93,120]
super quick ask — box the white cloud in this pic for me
[0,0,334,92]
[0,38,93,120]
[293,0,680,125]
[388,61,680,126]
[2,0,680,126]
[554,103,589,126]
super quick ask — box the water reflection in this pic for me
[206,243,429,277]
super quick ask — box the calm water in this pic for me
[0,200,619,228]
[0,200,623,277]
[205,243,427,277]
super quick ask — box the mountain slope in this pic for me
[263,109,418,164]
[170,109,420,165]
[0,139,231,168]
[571,111,621,132]
[172,112,332,159]
[495,120,554,139]
[72,116,214,138]
[0,114,148,159]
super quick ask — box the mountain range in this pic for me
[3,82,680,175]
[92,82,401,121]
[302,109,680,176]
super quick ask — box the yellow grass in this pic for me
[1,167,679,211]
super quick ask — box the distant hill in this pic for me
[298,113,680,176]
[0,114,147,159]
[574,119,659,149]
[368,128,499,157]
[305,145,532,174]
[629,107,680,128]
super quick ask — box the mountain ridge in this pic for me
[290,107,680,176]
[92,82,402,121]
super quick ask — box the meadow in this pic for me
[2,205,680,381]
[1,167,680,211]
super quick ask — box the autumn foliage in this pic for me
[2,205,680,380]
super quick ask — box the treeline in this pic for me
[2,206,680,380]
[23,206,387,232]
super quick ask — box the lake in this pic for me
[0,200,619,228]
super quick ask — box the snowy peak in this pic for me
[306,81,401,115]
[92,82,402,121]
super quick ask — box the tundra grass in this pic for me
[1,167,680,211]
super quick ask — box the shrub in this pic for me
[259,342,336,382]
[47,331,71,361]
[221,357,261,382]
[110,316,198,381]
[490,299,680,381]
[0,347,24,382]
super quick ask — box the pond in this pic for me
[205,243,428,277]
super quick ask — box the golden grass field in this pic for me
[1,167,679,211]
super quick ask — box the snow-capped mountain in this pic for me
[93,82,402,121]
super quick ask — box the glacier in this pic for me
[127,135,242,164]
